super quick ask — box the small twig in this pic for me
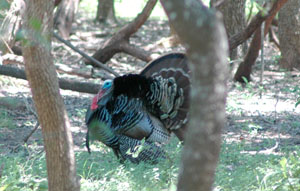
[0,37,14,54]
[274,95,279,124]
[53,32,119,77]
[257,141,279,154]
[256,111,274,124]
[260,22,265,99]
[21,96,40,143]
[23,122,40,143]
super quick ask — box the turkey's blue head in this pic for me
[91,79,113,110]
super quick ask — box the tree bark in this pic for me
[211,0,246,60]
[278,0,300,70]
[96,0,117,24]
[160,1,228,191]
[54,0,79,39]
[22,0,80,190]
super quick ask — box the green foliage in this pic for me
[29,18,42,31]
[0,0,9,10]
[0,146,48,191]
[256,152,300,191]
[77,137,182,191]
[215,142,300,191]
[234,79,265,100]
[296,99,300,108]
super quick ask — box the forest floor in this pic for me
[1,11,300,191]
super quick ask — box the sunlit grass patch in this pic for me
[215,141,300,191]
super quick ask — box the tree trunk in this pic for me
[22,1,80,190]
[160,1,228,191]
[211,0,246,60]
[96,0,117,24]
[54,0,79,39]
[278,0,300,70]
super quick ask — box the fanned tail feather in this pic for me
[140,53,190,140]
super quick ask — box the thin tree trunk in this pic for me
[96,0,117,24]
[278,0,300,70]
[22,0,80,190]
[211,0,246,60]
[0,0,25,53]
[160,1,228,191]
[54,0,79,39]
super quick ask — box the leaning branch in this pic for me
[229,0,287,51]
[0,65,99,94]
[229,11,267,50]
[53,32,119,77]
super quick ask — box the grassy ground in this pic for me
[1,132,299,191]
[1,0,300,190]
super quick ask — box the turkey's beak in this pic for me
[98,89,105,99]
[97,87,113,105]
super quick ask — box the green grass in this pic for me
[0,109,16,129]
[1,137,299,191]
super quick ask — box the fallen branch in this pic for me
[2,53,94,78]
[53,32,119,77]
[85,0,156,65]
[0,64,99,94]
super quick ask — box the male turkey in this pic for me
[85,52,190,163]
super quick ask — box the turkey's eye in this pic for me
[102,80,112,90]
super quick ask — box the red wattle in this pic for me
[91,96,98,110]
